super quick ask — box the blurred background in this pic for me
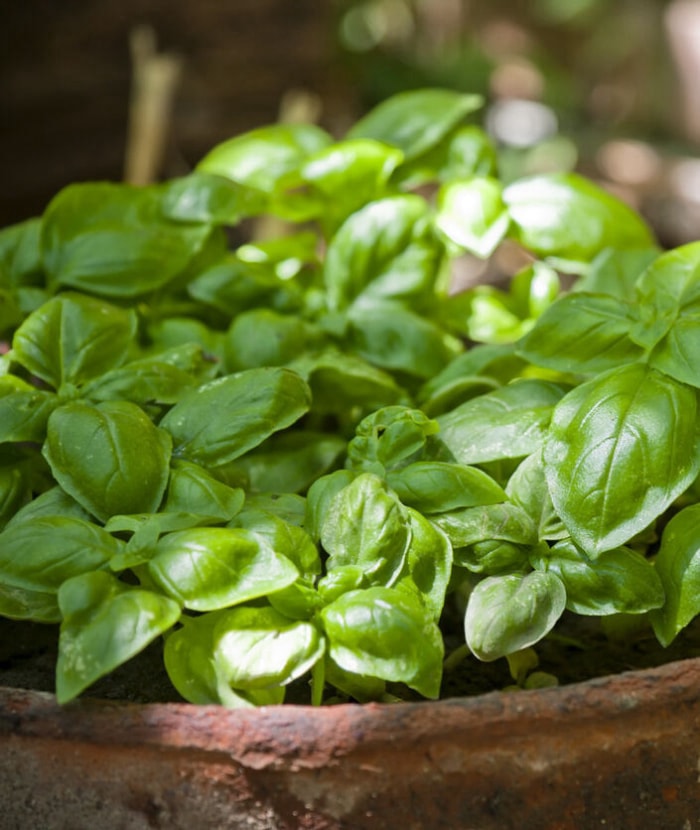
[3,0,700,245]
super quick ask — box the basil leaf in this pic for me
[0,217,43,288]
[0,376,57,443]
[321,473,411,587]
[437,380,564,464]
[387,461,506,514]
[531,539,664,616]
[43,400,172,522]
[650,504,700,645]
[196,123,332,196]
[231,508,321,576]
[431,502,537,550]
[213,605,324,689]
[347,88,483,161]
[464,571,566,661]
[4,485,92,528]
[436,177,510,258]
[504,172,655,264]
[506,452,568,541]
[518,292,643,374]
[0,583,60,623]
[161,172,266,224]
[0,465,28,529]
[347,406,440,474]
[304,469,358,543]
[56,571,181,702]
[323,195,443,312]
[544,364,700,556]
[224,309,323,372]
[163,461,245,521]
[575,246,659,298]
[12,293,137,390]
[148,527,298,611]
[160,367,311,467]
[320,586,444,698]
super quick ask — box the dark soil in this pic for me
[2,610,700,706]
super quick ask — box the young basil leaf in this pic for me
[56,571,181,703]
[224,431,346,495]
[0,217,43,288]
[394,508,452,621]
[436,177,510,258]
[267,578,323,621]
[455,539,532,575]
[323,654,387,702]
[518,292,643,374]
[649,504,700,646]
[437,379,564,464]
[148,527,298,611]
[503,173,655,265]
[213,605,325,690]
[161,172,266,225]
[323,195,443,312]
[464,571,566,661]
[244,492,307,526]
[230,507,321,575]
[347,405,440,474]
[544,364,700,556]
[0,376,58,443]
[347,302,462,379]
[531,538,664,616]
[321,473,411,587]
[387,461,506,514]
[0,583,60,623]
[0,516,123,592]
[347,88,483,161]
[506,452,568,541]
[317,565,367,605]
[12,293,137,391]
[304,469,358,543]
[574,246,659,298]
[163,460,245,521]
[430,502,537,550]
[160,367,311,467]
[320,586,444,698]
[4,485,92,529]
[0,465,28,529]
[196,123,332,196]
[43,400,172,522]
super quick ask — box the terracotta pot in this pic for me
[1,655,699,830]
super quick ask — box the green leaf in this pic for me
[320,586,444,698]
[196,123,332,196]
[0,376,57,444]
[0,583,60,623]
[12,293,137,390]
[503,173,655,264]
[213,605,324,689]
[323,195,443,312]
[436,177,510,258]
[0,465,29,529]
[160,367,311,467]
[161,172,266,224]
[0,217,43,288]
[347,405,439,474]
[148,527,298,611]
[0,516,122,592]
[321,473,411,587]
[395,508,452,620]
[464,571,566,661]
[304,469,358,543]
[506,452,568,541]
[347,88,483,162]
[518,292,643,374]
[224,309,323,372]
[531,539,664,616]
[163,461,245,521]
[574,246,659,298]
[544,364,700,556]
[231,508,321,576]
[43,400,172,522]
[437,380,564,464]
[4,486,92,528]
[650,504,700,645]
[430,501,537,550]
[387,461,506,514]
[56,571,181,703]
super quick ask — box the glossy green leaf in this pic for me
[387,461,506,514]
[437,380,564,464]
[0,217,43,288]
[531,539,664,616]
[436,177,510,258]
[430,501,537,551]
[43,400,172,522]
[544,364,700,555]
[0,583,60,623]
[213,605,324,689]
[464,571,566,661]
[163,461,245,521]
[196,123,332,195]
[506,452,568,541]
[0,376,57,443]
[518,292,643,374]
[12,293,137,390]
[347,88,483,161]
[231,507,321,575]
[4,486,92,529]
[161,172,266,224]
[160,367,311,467]
[148,527,298,611]
[56,571,181,702]
[320,586,444,698]
[0,516,122,592]
[224,309,323,372]
[323,195,443,312]
[0,465,28,529]
[504,173,654,264]
[575,246,659,298]
[321,473,411,587]
[650,504,700,645]
[304,469,358,543]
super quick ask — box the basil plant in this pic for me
[0,88,694,707]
